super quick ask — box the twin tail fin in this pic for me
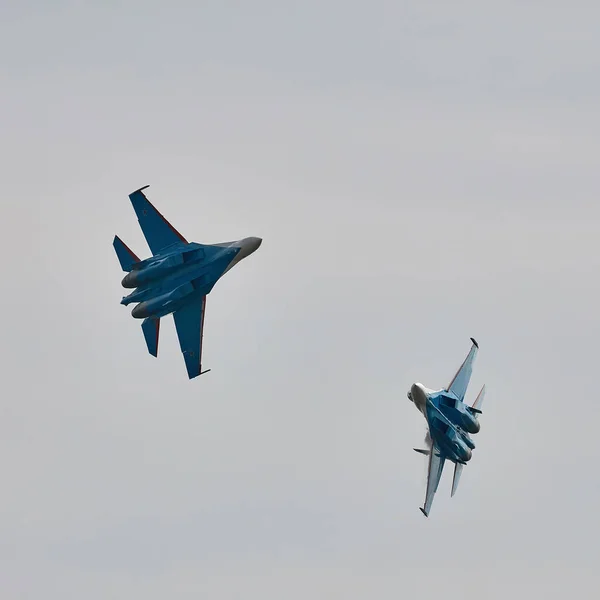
[113,235,140,272]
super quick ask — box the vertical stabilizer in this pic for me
[141,317,160,357]
[113,235,140,272]
[451,463,463,497]
[472,384,486,412]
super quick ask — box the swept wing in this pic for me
[173,296,210,379]
[128,186,188,255]
[446,338,479,402]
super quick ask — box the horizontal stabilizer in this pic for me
[414,448,430,456]
[451,462,464,497]
[113,235,140,272]
[141,317,160,357]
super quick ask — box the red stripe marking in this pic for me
[125,243,140,263]
[155,319,160,356]
[199,296,206,370]
[117,235,140,263]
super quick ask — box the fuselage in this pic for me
[121,237,262,319]
[409,382,478,464]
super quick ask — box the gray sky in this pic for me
[2,1,600,598]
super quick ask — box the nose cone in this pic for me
[410,383,428,413]
[237,237,262,261]
[232,237,263,262]
[244,236,262,255]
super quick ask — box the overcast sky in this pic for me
[2,2,600,598]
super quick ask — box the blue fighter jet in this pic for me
[113,185,262,379]
[408,338,486,517]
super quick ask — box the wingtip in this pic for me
[129,184,150,198]
[187,368,211,380]
[419,507,429,518]
[470,337,479,348]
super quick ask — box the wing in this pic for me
[421,443,445,517]
[446,338,479,402]
[128,186,188,255]
[172,296,210,379]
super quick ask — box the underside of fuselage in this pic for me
[429,420,472,463]
[409,383,475,464]
[120,241,256,319]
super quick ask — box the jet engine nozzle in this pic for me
[463,415,480,434]
[121,271,138,288]
[455,445,472,462]
[131,302,149,319]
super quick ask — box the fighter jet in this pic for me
[408,338,486,517]
[113,185,262,379]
